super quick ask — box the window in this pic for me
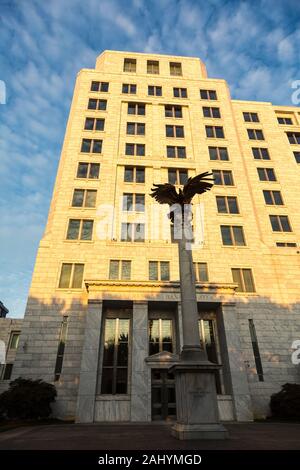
[88,98,107,111]
[168,168,188,185]
[9,332,20,350]
[166,125,184,138]
[101,318,130,394]
[205,126,224,138]
[200,89,217,100]
[147,60,159,74]
[123,58,136,72]
[124,166,145,183]
[121,223,145,242]
[257,168,276,181]
[248,319,264,381]
[198,319,222,393]
[247,129,264,140]
[209,147,229,161]
[216,196,239,214]
[77,162,100,179]
[269,215,292,232]
[287,132,300,144]
[212,169,234,185]
[81,139,102,153]
[125,143,145,156]
[277,117,292,125]
[72,189,97,207]
[66,219,94,240]
[149,319,173,355]
[166,146,186,158]
[122,193,145,212]
[243,112,259,122]
[54,316,68,381]
[165,105,182,118]
[58,263,84,289]
[128,102,145,115]
[148,85,162,96]
[170,62,182,76]
[193,262,208,282]
[109,260,131,280]
[294,151,300,163]
[252,147,270,160]
[263,190,283,206]
[221,226,246,246]
[173,87,187,98]
[126,122,145,135]
[2,364,13,380]
[276,242,297,247]
[90,81,109,92]
[122,83,137,94]
[203,107,221,118]
[84,117,105,131]
[149,261,170,281]
[232,268,255,292]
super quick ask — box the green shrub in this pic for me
[270,383,300,420]
[0,378,57,420]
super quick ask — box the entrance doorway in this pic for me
[151,369,176,421]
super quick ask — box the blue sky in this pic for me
[0,0,299,317]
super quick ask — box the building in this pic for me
[8,51,300,422]
[0,301,9,318]
[0,317,22,392]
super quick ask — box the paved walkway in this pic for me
[0,422,300,450]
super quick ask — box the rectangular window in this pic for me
[84,117,104,131]
[147,60,159,74]
[122,83,137,94]
[243,112,259,122]
[124,166,145,183]
[81,139,102,153]
[221,226,246,246]
[287,132,300,144]
[2,364,13,380]
[77,162,100,179]
[257,168,276,181]
[121,223,145,242]
[125,143,145,156]
[166,146,186,158]
[166,125,184,138]
[269,215,292,232]
[54,316,68,381]
[9,332,20,350]
[276,242,297,247]
[149,261,170,281]
[216,196,239,214]
[248,319,264,381]
[128,102,145,115]
[165,105,182,118]
[148,85,162,96]
[247,129,264,140]
[294,151,300,163]
[90,81,109,92]
[252,147,270,160]
[122,193,145,212]
[66,219,94,240]
[168,168,188,185]
[88,98,107,111]
[209,147,229,161]
[193,262,209,282]
[277,117,292,125]
[203,107,221,118]
[58,263,84,289]
[72,189,97,208]
[173,87,187,98]
[101,318,130,394]
[232,268,255,292]
[263,190,283,205]
[149,319,173,355]
[212,169,234,186]
[109,260,131,280]
[170,62,182,76]
[123,58,136,72]
[205,126,224,138]
[200,89,217,100]
[126,122,145,135]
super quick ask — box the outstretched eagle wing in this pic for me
[150,183,179,205]
[182,172,214,203]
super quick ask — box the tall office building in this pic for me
[8,51,300,423]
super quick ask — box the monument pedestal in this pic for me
[169,361,228,440]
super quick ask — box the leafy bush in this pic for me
[270,383,300,420]
[0,378,57,420]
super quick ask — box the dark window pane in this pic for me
[263,190,273,205]
[270,215,280,231]
[156,86,162,96]
[212,108,221,118]
[136,144,145,156]
[209,90,217,100]
[149,261,158,280]
[243,269,255,292]
[100,82,109,92]
[137,123,145,135]
[168,169,176,185]
[233,226,245,246]
[257,168,266,181]
[127,123,135,134]
[72,264,84,288]
[273,191,283,205]
[84,118,94,130]
[81,220,93,240]
[85,190,97,207]
[256,130,264,140]
[92,140,102,153]
[126,143,134,155]
[88,99,97,109]
[252,148,260,159]
[166,125,174,137]
[248,129,255,139]
[77,163,88,178]
[123,193,133,211]
[267,168,276,181]
[203,107,210,117]
[95,119,104,131]
[209,147,218,160]
[122,84,129,93]
[72,189,84,207]
[128,103,135,114]
[176,126,184,137]
[101,368,113,394]
[200,89,208,99]
[98,100,107,110]
[91,81,99,91]
[179,170,188,185]
[165,105,172,117]
[135,194,145,211]
[117,343,128,366]
[89,163,100,179]
[173,88,179,97]
[216,196,227,213]
[116,368,128,394]
[59,264,72,288]
[136,167,145,183]
[67,219,80,239]
[175,106,182,117]
[228,197,239,213]
[223,171,233,185]
[177,146,186,158]
[206,126,214,138]
[215,127,224,138]
[219,148,228,160]
[160,262,170,281]
[148,86,154,95]
[181,88,187,98]
[138,104,145,115]
[280,216,291,232]
[221,226,232,245]
[167,146,175,158]
[124,166,133,182]
[81,139,91,152]
[261,148,270,160]
[212,170,222,185]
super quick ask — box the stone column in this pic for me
[75,300,103,423]
[221,302,253,421]
[130,301,149,421]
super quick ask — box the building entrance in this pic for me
[151,369,176,421]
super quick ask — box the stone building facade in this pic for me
[0,318,23,393]
[7,51,300,422]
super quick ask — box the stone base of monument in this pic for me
[169,361,229,440]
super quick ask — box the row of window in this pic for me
[123,58,183,75]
